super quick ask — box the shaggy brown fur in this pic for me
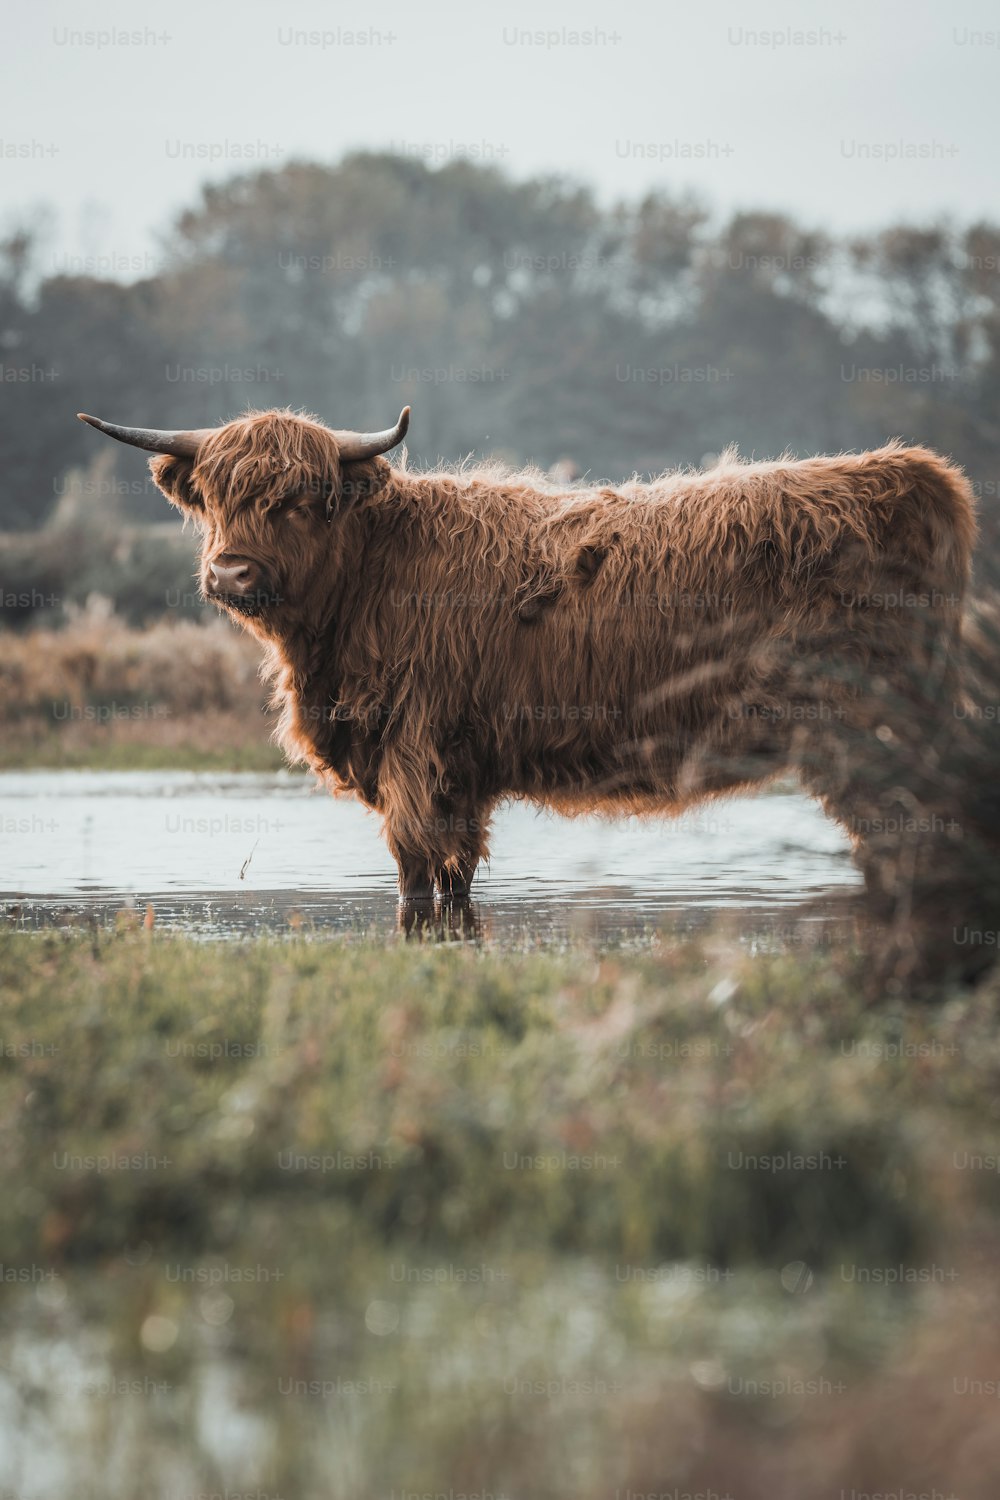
[149,410,977,912]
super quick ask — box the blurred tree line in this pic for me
[3,151,1000,600]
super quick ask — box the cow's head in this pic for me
[77,406,410,622]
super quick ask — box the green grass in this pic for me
[3,927,1000,1498]
[6,927,1000,1270]
[0,730,285,772]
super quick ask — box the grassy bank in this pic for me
[0,614,283,770]
[2,928,1000,1495]
[0,724,284,772]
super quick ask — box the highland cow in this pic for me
[79,406,976,924]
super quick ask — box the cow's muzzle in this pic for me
[205,558,274,615]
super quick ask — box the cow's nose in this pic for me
[208,560,254,594]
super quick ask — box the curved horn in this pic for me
[77,413,214,460]
[333,406,410,464]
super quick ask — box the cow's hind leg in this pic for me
[793,631,974,991]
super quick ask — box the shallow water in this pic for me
[0,770,860,944]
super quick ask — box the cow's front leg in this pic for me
[390,844,437,901]
[383,806,490,901]
[432,794,493,898]
[435,853,480,899]
[384,831,481,901]
[377,736,492,901]
[391,842,483,901]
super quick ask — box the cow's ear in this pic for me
[337,456,391,510]
[149,454,204,512]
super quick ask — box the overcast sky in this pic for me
[4,0,998,277]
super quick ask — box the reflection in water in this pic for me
[397,894,481,940]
